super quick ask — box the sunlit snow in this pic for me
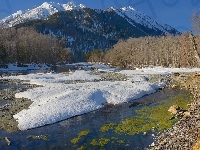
[3,64,200,130]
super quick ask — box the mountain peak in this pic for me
[0,1,86,27]
[109,5,177,34]
[62,1,86,11]
[121,6,136,11]
[41,2,51,8]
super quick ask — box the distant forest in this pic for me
[85,33,200,68]
[0,27,73,64]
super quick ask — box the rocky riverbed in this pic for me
[150,72,200,150]
[0,79,41,132]
[0,71,199,149]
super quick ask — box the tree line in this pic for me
[0,27,73,64]
[85,33,200,68]
[86,11,200,68]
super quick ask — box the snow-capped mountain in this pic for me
[0,1,85,27]
[0,2,180,61]
[0,1,178,35]
[110,6,176,35]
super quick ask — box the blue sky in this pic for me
[0,0,200,32]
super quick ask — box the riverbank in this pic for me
[151,72,200,149]
[0,79,41,132]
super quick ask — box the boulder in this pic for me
[168,105,180,115]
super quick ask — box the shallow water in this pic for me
[0,85,189,150]
[0,81,32,107]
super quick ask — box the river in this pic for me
[0,79,191,150]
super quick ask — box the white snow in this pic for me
[0,1,86,27]
[3,64,200,130]
[120,67,200,76]
[111,6,177,34]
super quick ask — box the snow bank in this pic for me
[14,79,160,130]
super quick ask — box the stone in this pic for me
[150,142,155,147]
[168,105,179,115]
[184,112,190,117]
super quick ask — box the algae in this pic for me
[90,138,110,146]
[77,144,86,150]
[114,93,192,135]
[78,130,90,137]
[71,130,90,144]
[100,123,116,132]
[27,135,50,141]
[117,140,125,143]
[71,137,80,144]
[70,92,192,149]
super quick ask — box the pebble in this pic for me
[149,72,200,150]
[0,79,35,132]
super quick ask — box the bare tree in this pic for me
[191,9,200,33]
[0,27,73,64]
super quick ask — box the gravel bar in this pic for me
[150,72,200,150]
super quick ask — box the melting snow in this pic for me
[3,64,200,130]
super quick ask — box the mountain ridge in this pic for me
[0,1,179,35]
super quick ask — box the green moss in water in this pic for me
[114,116,155,135]
[100,123,116,132]
[71,137,80,144]
[101,93,192,135]
[77,144,87,150]
[78,130,90,137]
[71,130,90,144]
[71,92,192,148]
[117,140,125,143]
[173,94,192,110]
[27,135,50,141]
[91,138,110,146]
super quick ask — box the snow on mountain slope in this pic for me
[111,6,177,34]
[0,1,85,27]
[0,1,179,36]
